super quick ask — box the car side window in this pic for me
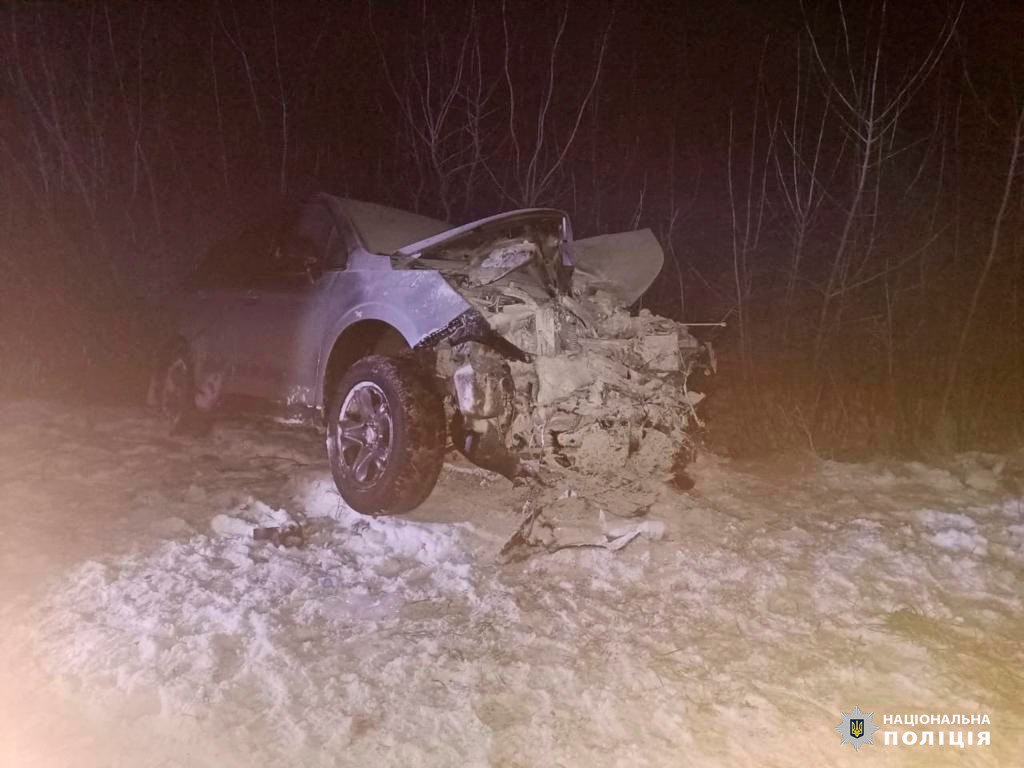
[325,224,348,270]
[265,202,341,278]
[190,221,277,289]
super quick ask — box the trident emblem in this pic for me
[837,707,877,749]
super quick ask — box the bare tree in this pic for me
[771,37,835,347]
[371,0,611,219]
[938,99,1024,429]
[371,1,485,219]
[726,43,776,378]
[804,0,963,368]
[498,1,610,208]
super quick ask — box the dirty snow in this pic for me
[1,401,1023,766]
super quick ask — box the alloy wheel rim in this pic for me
[335,381,394,488]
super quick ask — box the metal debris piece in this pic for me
[253,522,305,548]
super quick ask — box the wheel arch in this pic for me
[321,319,411,413]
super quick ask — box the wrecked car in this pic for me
[153,194,712,514]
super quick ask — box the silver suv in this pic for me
[153,194,710,514]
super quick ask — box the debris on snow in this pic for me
[210,498,296,538]
[253,522,306,548]
[499,481,672,560]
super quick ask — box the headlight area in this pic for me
[417,309,526,479]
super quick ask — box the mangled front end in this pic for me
[401,212,713,484]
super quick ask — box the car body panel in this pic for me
[231,273,332,404]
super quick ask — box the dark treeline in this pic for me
[1,0,1022,457]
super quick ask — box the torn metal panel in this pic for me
[392,208,569,259]
[468,242,538,285]
[428,267,713,482]
[639,332,680,371]
[392,209,571,296]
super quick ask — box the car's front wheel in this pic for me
[326,355,446,515]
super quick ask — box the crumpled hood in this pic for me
[568,228,664,306]
[393,208,567,259]
[392,208,664,307]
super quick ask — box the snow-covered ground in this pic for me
[1,400,1022,767]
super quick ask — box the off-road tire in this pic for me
[326,355,446,515]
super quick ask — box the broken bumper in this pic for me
[428,288,713,481]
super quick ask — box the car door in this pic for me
[176,225,271,394]
[230,201,340,405]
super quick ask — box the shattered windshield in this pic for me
[338,198,450,255]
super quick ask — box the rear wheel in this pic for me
[326,355,445,515]
[151,344,210,435]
